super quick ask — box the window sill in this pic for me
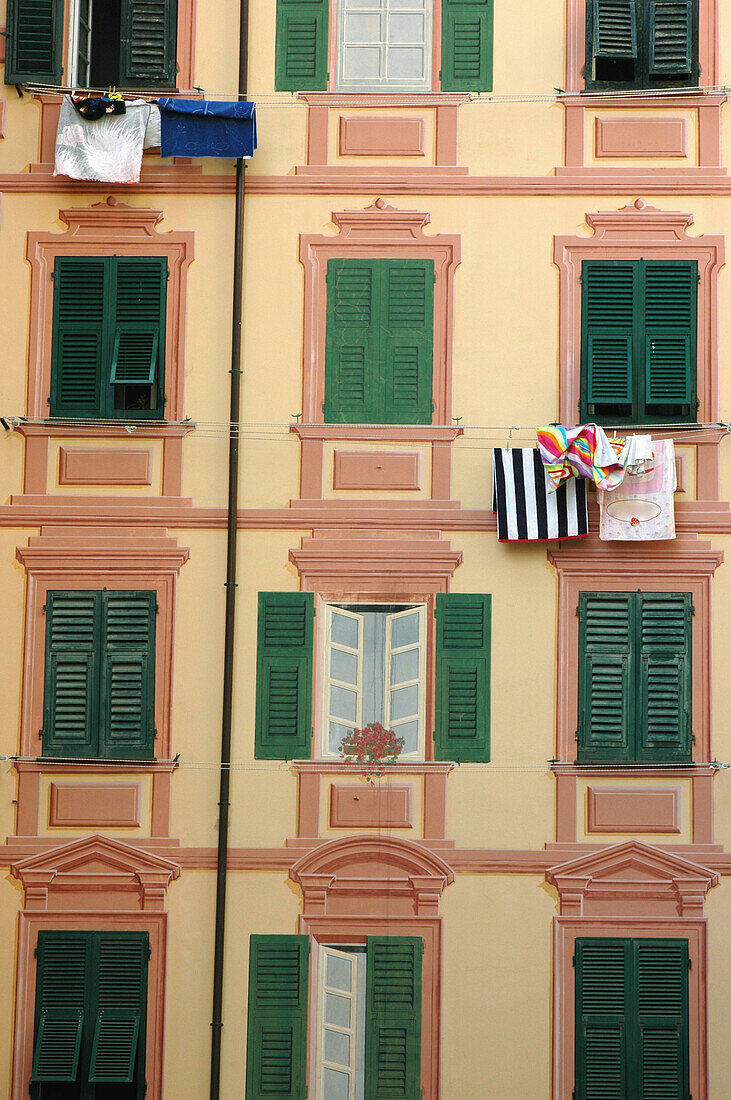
[292,759,454,774]
[11,758,179,774]
[550,761,716,777]
[290,424,463,443]
[561,92,726,108]
[12,420,195,439]
[297,93,471,107]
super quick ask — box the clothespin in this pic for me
[507,426,514,450]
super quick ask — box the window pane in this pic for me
[331,648,358,686]
[390,684,418,720]
[330,685,358,723]
[391,611,420,648]
[329,721,352,754]
[326,952,353,992]
[323,1067,351,1100]
[332,612,359,649]
[394,718,419,753]
[344,13,382,41]
[325,992,351,1028]
[324,1028,351,1067]
[391,0,424,8]
[391,648,419,684]
[342,45,382,77]
[386,46,425,78]
[389,13,425,42]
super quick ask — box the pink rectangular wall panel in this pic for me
[586,787,681,834]
[333,450,421,491]
[594,117,688,158]
[49,783,142,827]
[338,116,426,157]
[58,447,153,486]
[330,784,413,828]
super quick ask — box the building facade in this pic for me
[1,0,731,1096]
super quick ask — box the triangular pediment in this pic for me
[547,840,718,888]
[11,833,180,878]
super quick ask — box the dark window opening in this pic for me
[88,0,123,88]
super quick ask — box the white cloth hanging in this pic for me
[618,433,654,475]
[54,96,150,184]
[598,438,677,541]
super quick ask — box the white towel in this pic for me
[54,96,150,184]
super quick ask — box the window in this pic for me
[577,591,692,764]
[31,930,148,1100]
[575,937,689,1099]
[325,258,434,425]
[580,259,697,425]
[585,0,699,90]
[4,0,178,88]
[255,592,491,762]
[42,590,156,760]
[246,935,422,1100]
[275,0,493,92]
[50,256,167,421]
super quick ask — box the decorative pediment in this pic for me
[546,840,719,917]
[11,834,181,912]
[291,835,454,917]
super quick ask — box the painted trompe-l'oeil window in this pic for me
[246,935,423,1100]
[254,591,491,762]
[585,0,699,91]
[5,0,178,88]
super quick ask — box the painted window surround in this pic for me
[560,0,723,175]
[548,537,723,848]
[296,199,461,503]
[553,201,725,495]
[546,840,718,1100]
[290,834,452,1100]
[11,527,189,847]
[9,834,179,1100]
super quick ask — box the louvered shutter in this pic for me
[577,593,634,763]
[638,592,691,762]
[636,939,689,1097]
[43,591,100,757]
[382,260,434,425]
[649,0,693,74]
[4,0,63,84]
[245,935,309,1100]
[255,593,314,759]
[642,260,696,417]
[365,937,422,1100]
[440,0,493,92]
[120,0,178,88]
[325,259,379,423]
[275,0,329,90]
[592,0,638,58]
[434,593,491,762]
[50,257,106,418]
[575,939,629,1100]
[32,932,88,1083]
[110,257,167,395]
[100,591,156,759]
[89,933,148,1083]
[581,261,636,420]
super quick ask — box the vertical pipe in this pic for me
[209,0,249,1093]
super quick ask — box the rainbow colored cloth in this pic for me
[536,424,625,492]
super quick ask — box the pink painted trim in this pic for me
[586,787,681,834]
[552,917,708,1100]
[58,447,153,486]
[329,784,414,828]
[290,532,462,593]
[332,450,421,490]
[553,200,725,426]
[48,782,142,827]
[594,116,688,159]
[12,911,168,1100]
[338,116,426,157]
[25,200,194,422]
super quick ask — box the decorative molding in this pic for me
[58,446,153,486]
[290,529,462,589]
[338,116,426,157]
[49,782,142,828]
[332,450,422,491]
[329,784,414,828]
[594,117,688,159]
[586,786,681,834]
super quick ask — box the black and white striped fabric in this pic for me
[492,448,588,542]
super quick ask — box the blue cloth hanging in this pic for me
[157,100,257,159]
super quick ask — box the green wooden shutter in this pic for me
[649,0,693,74]
[575,939,629,1100]
[120,0,178,88]
[100,591,156,759]
[365,937,422,1100]
[42,591,100,758]
[245,935,309,1100]
[642,260,696,417]
[581,261,636,420]
[110,257,167,415]
[636,939,689,1097]
[255,593,314,760]
[50,257,107,418]
[434,594,491,763]
[325,259,379,423]
[4,0,63,85]
[592,0,638,59]
[440,0,493,92]
[382,260,433,425]
[275,0,329,91]
[89,933,148,1083]
[577,593,633,763]
[638,593,692,762]
[32,932,88,1083]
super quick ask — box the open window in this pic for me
[585,0,699,90]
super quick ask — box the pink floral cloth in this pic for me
[536,423,626,492]
[597,438,677,541]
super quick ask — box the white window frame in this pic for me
[336,0,433,93]
[315,945,364,1100]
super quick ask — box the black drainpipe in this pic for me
[209,0,249,1093]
